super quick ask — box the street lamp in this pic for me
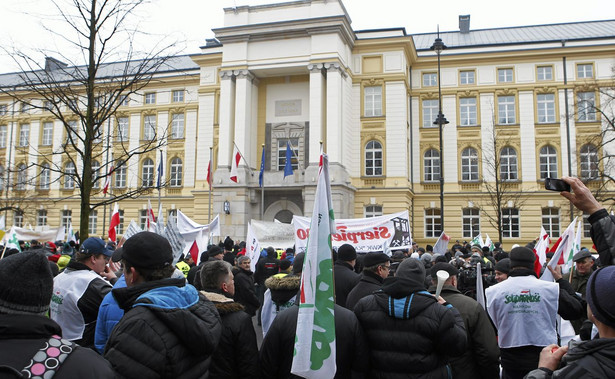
[431,30,449,233]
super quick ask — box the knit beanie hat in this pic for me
[395,258,426,287]
[494,258,511,274]
[509,247,535,270]
[337,244,357,262]
[0,252,53,315]
[292,253,305,275]
[586,266,615,329]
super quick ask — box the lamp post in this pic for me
[431,31,449,233]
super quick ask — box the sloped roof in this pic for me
[412,19,615,51]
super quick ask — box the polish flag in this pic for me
[102,166,114,195]
[533,227,550,277]
[230,145,241,183]
[206,159,212,189]
[147,199,156,232]
[108,203,120,242]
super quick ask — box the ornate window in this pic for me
[462,208,480,238]
[501,208,520,238]
[423,149,440,182]
[542,208,560,238]
[142,158,154,187]
[500,147,518,181]
[170,157,183,187]
[365,140,383,176]
[461,147,479,181]
[425,209,442,238]
[539,145,558,179]
[579,144,599,180]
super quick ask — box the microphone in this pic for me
[434,270,450,299]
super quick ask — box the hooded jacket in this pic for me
[104,278,222,379]
[233,267,260,316]
[354,277,467,379]
[525,338,615,378]
[0,314,114,378]
[588,209,615,266]
[261,274,300,336]
[201,291,259,379]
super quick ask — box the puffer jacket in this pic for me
[346,270,384,311]
[261,274,300,336]
[354,277,467,379]
[334,260,360,308]
[104,278,222,379]
[428,284,500,379]
[233,267,260,316]
[588,209,615,267]
[0,314,114,378]
[201,291,259,379]
[259,304,370,378]
[525,338,615,378]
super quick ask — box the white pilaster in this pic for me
[233,69,254,167]
[324,62,345,164]
[308,63,325,165]
[218,70,235,168]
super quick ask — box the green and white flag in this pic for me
[484,234,495,252]
[4,227,21,252]
[471,234,484,247]
[291,153,336,379]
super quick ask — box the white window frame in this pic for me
[40,163,50,190]
[37,209,48,227]
[498,68,513,83]
[537,94,556,123]
[580,144,599,180]
[144,115,156,140]
[0,125,6,148]
[139,210,148,230]
[500,147,518,181]
[171,113,184,139]
[14,211,24,228]
[61,210,72,230]
[577,64,593,79]
[460,70,475,85]
[91,161,100,189]
[16,164,27,190]
[42,122,53,146]
[423,149,440,182]
[172,90,184,102]
[498,95,516,124]
[365,140,383,176]
[170,157,183,187]
[425,209,442,238]
[364,86,382,117]
[422,73,437,87]
[501,208,520,238]
[539,145,558,180]
[537,66,553,81]
[117,210,124,235]
[64,162,76,189]
[115,162,126,188]
[142,158,154,187]
[577,92,596,122]
[276,138,299,171]
[117,117,129,142]
[542,208,560,238]
[422,99,439,128]
[19,124,30,147]
[89,210,98,236]
[365,205,383,218]
[462,208,480,238]
[461,148,479,181]
[144,92,156,105]
[459,97,477,126]
[67,120,78,143]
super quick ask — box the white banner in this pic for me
[250,219,295,249]
[245,223,261,273]
[293,210,411,255]
[165,218,186,264]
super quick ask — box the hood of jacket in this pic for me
[114,278,220,355]
[200,290,245,315]
[265,274,300,305]
[565,338,615,370]
[375,276,436,320]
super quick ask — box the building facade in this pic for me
[0,0,614,249]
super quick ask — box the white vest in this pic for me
[486,275,559,348]
[50,269,101,341]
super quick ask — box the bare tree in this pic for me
[477,108,528,244]
[0,0,185,239]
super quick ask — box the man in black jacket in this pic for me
[104,232,222,379]
[233,255,260,316]
[354,258,467,378]
[428,262,500,379]
[346,252,390,310]
[0,252,114,378]
[334,244,360,308]
[255,247,279,323]
[200,260,259,379]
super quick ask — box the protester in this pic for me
[494,257,511,283]
[569,249,595,334]
[428,262,500,379]
[485,247,584,379]
[345,252,390,310]
[0,252,114,378]
[233,255,260,317]
[525,266,615,378]
[334,243,360,308]
[561,176,615,266]
[200,260,259,378]
[104,232,222,378]
[260,262,370,378]
[273,259,292,278]
[223,236,236,266]
[261,252,303,337]
[255,247,280,324]
[50,237,115,349]
[354,258,467,378]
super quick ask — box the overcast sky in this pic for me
[0,0,612,74]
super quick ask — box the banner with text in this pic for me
[293,210,411,254]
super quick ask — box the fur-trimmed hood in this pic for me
[265,274,300,305]
[200,290,245,316]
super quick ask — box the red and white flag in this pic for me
[533,227,550,277]
[102,166,114,195]
[433,232,450,255]
[108,203,120,242]
[230,145,241,183]
[206,159,212,189]
[147,199,157,232]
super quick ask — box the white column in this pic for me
[308,63,325,165]
[233,70,254,168]
[218,70,235,168]
[324,62,344,164]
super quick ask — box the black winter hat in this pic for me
[395,258,426,287]
[223,236,234,251]
[363,252,391,268]
[207,245,224,258]
[0,252,53,315]
[114,232,173,269]
[292,253,305,275]
[510,247,535,270]
[494,258,511,274]
[430,262,459,279]
[337,244,357,262]
[587,266,615,329]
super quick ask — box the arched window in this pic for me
[500,147,518,181]
[365,140,383,176]
[115,160,126,188]
[170,157,183,187]
[64,162,75,189]
[579,144,598,180]
[423,149,440,182]
[91,160,100,189]
[142,158,154,187]
[16,164,27,190]
[40,163,50,190]
[461,147,479,181]
[539,145,558,179]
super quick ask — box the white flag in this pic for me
[246,223,261,273]
[541,234,570,282]
[291,153,336,378]
[476,259,485,309]
[433,232,450,255]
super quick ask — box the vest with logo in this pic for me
[485,275,559,348]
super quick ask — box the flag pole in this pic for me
[208,147,213,224]
[261,144,265,220]
[103,117,112,239]
[158,150,162,217]
[0,244,7,260]
[233,142,255,176]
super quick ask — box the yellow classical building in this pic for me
[0,0,613,250]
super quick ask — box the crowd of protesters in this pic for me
[1,176,615,378]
